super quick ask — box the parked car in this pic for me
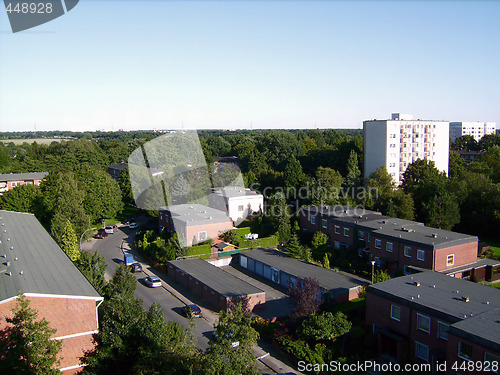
[104,225,114,234]
[130,263,142,273]
[182,304,203,318]
[144,275,162,288]
[129,222,139,229]
[94,233,106,239]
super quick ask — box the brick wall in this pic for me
[446,334,500,375]
[434,242,478,272]
[0,295,99,373]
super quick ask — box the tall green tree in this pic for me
[60,219,81,261]
[267,191,291,241]
[0,295,62,374]
[117,165,134,204]
[0,184,42,214]
[299,312,351,342]
[204,302,259,375]
[423,192,460,230]
[283,155,305,188]
[76,251,107,295]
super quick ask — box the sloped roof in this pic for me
[0,210,102,301]
[0,172,48,181]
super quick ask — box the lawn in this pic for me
[481,238,500,258]
[186,243,212,259]
[99,206,143,227]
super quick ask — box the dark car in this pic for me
[94,233,106,239]
[182,304,203,318]
[130,263,142,273]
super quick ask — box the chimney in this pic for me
[414,281,421,287]
[462,296,470,303]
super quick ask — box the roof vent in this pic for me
[462,296,470,303]
[1,254,5,258]
[410,296,414,300]
[432,233,438,238]
[382,220,387,224]
[432,285,435,288]
[402,227,407,231]
[3,230,6,233]
[7,238,10,241]
[417,294,420,298]
[414,281,420,287]
[10,246,13,250]
[1,223,4,226]
[14,257,17,261]
[486,301,490,305]
[6,271,11,276]
[19,271,23,275]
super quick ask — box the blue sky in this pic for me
[1,1,499,131]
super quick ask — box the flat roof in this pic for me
[168,258,264,298]
[0,172,48,181]
[367,271,500,322]
[160,204,232,226]
[0,210,102,301]
[449,308,500,352]
[372,224,477,250]
[210,187,263,198]
[441,258,500,275]
[241,248,366,292]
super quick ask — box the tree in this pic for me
[267,191,291,241]
[73,164,123,222]
[283,155,305,188]
[105,263,137,298]
[204,302,259,375]
[299,312,351,342]
[287,277,324,318]
[311,231,328,249]
[313,167,343,205]
[423,192,460,230]
[451,135,479,151]
[285,234,302,258]
[374,270,391,284]
[117,165,134,204]
[344,150,361,190]
[76,251,107,295]
[322,253,330,269]
[60,219,81,261]
[0,295,62,374]
[449,151,466,178]
[0,184,42,214]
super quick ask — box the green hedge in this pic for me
[186,243,212,259]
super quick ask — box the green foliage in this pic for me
[0,295,62,374]
[219,229,239,246]
[60,219,81,261]
[73,164,123,222]
[0,184,42,214]
[105,263,137,298]
[76,251,107,295]
[423,191,460,230]
[285,234,302,258]
[299,312,352,342]
[312,231,328,249]
[117,166,134,204]
[267,191,291,241]
[374,270,391,283]
[322,253,330,269]
[278,338,325,369]
[283,155,305,188]
[344,150,361,189]
[204,302,259,375]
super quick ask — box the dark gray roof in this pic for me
[301,205,382,220]
[168,258,264,298]
[160,204,232,226]
[371,224,477,250]
[441,258,500,275]
[108,162,163,176]
[367,271,500,322]
[449,308,500,352]
[0,210,102,301]
[0,172,48,181]
[241,248,366,292]
[210,187,263,198]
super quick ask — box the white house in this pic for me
[449,121,496,142]
[208,187,264,224]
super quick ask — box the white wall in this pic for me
[363,120,388,181]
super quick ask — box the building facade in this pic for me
[449,121,496,142]
[208,187,264,224]
[363,113,449,185]
[366,271,500,374]
[159,204,233,247]
[0,172,48,194]
[0,210,102,373]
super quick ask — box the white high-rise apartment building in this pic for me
[363,113,449,185]
[449,121,496,142]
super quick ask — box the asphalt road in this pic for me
[84,223,300,375]
[87,224,214,351]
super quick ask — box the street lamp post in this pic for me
[371,260,376,284]
[80,227,97,250]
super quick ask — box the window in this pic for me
[458,342,472,361]
[417,314,430,333]
[415,342,429,362]
[198,231,207,242]
[322,219,327,229]
[438,322,449,340]
[390,143,396,148]
[404,246,412,257]
[390,305,401,321]
[344,228,350,237]
[386,242,393,252]
[403,265,411,275]
[447,254,455,266]
[417,249,425,261]
[358,230,364,240]
[311,216,316,225]
[367,234,370,243]
[238,205,244,211]
[334,225,340,234]
[375,239,381,249]
[485,353,500,373]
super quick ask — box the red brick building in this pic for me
[0,172,48,194]
[366,271,500,373]
[0,210,103,373]
[299,206,486,279]
[159,204,233,247]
